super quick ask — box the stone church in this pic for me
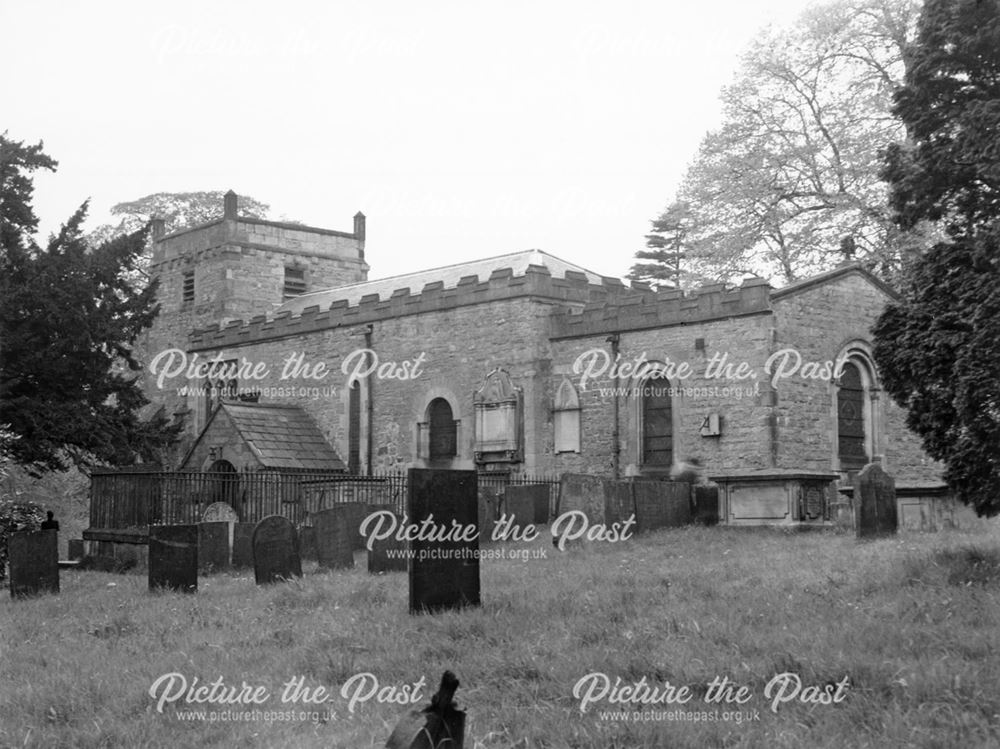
[140,192,952,527]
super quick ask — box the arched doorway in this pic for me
[427,398,457,462]
[836,356,878,472]
[641,372,674,468]
[207,459,240,507]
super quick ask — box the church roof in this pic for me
[205,402,345,471]
[276,249,607,316]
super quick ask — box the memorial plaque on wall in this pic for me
[314,506,355,570]
[252,515,302,584]
[408,468,480,614]
[148,525,198,593]
[9,530,59,598]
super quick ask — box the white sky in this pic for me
[3,0,819,281]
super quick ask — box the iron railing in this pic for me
[88,469,561,531]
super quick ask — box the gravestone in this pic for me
[501,488,536,532]
[558,474,605,524]
[67,539,85,561]
[854,462,897,538]
[202,502,238,524]
[693,483,720,525]
[366,504,408,574]
[478,487,500,543]
[198,522,230,572]
[342,502,368,551]
[252,515,302,584]
[603,480,635,526]
[9,530,59,598]
[408,468,480,614]
[148,525,198,593]
[506,484,549,526]
[633,481,691,532]
[314,506,355,570]
[231,522,256,568]
[299,526,317,560]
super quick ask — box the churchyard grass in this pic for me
[1,523,998,748]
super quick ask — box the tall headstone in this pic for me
[314,506,355,570]
[202,502,238,524]
[408,468,480,614]
[9,530,59,598]
[342,502,369,551]
[366,504,408,574]
[252,515,302,584]
[478,487,500,543]
[148,525,198,593]
[299,525,317,560]
[854,462,898,538]
[231,522,256,568]
[198,522,230,572]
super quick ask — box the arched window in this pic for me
[837,361,869,470]
[428,398,457,461]
[554,379,581,453]
[348,381,361,474]
[641,373,673,466]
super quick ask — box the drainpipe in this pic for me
[607,333,621,479]
[364,324,374,475]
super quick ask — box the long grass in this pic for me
[2,523,999,748]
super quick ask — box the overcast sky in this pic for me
[4,0,819,281]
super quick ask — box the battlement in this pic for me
[549,277,774,339]
[188,263,628,350]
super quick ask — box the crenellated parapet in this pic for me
[549,277,774,339]
[188,263,628,350]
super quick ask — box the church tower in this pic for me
[140,191,369,455]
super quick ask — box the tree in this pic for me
[86,191,271,250]
[628,201,690,288]
[872,0,1000,517]
[640,0,921,285]
[0,135,180,473]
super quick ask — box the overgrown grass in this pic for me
[2,523,999,748]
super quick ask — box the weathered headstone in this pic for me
[198,522,230,572]
[9,530,59,598]
[342,502,368,551]
[202,502,238,523]
[408,468,480,614]
[67,539,85,561]
[506,484,549,526]
[693,483,720,526]
[603,480,635,526]
[633,481,691,532]
[148,525,198,593]
[252,515,302,584]
[478,487,500,543]
[366,504,408,574]
[501,488,536,532]
[558,474,605,524]
[299,525,317,560]
[854,462,898,538]
[314,506,355,570]
[231,522,256,568]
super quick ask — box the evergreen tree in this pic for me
[872,0,1000,516]
[0,135,179,473]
